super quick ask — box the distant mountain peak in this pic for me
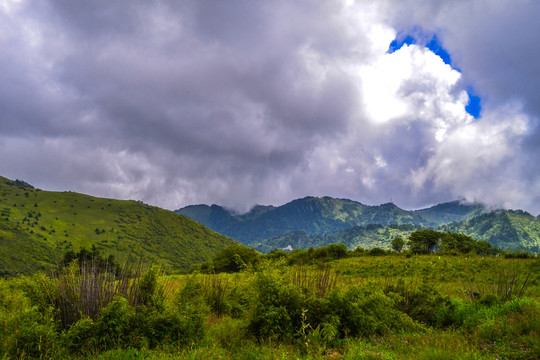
[176,196,490,245]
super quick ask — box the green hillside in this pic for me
[0,176,238,275]
[176,196,485,245]
[251,224,423,253]
[441,210,540,252]
[413,200,486,226]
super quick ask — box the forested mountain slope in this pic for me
[441,210,540,252]
[176,197,486,245]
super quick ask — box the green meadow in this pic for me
[1,253,538,359]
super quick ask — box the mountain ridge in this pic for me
[175,196,488,245]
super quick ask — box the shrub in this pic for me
[384,279,455,327]
[203,274,230,316]
[327,285,418,337]
[209,245,262,273]
[327,244,348,259]
[207,316,249,350]
[63,317,96,354]
[267,249,288,260]
[249,270,304,340]
[368,247,387,256]
[133,308,193,349]
[249,268,418,343]
[94,296,134,350]
[0,284,60,359]
[138,266,166,310]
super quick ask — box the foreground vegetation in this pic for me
[1,253,538,359]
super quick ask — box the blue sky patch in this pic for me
[426,35,452,66]
[466,89,482,118]
[387,35,416,54]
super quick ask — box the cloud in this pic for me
[0,0,538,215]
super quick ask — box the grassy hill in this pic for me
[176,197,486,245]
[0,176,238,275]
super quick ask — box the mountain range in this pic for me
[176,197,540,253]
[0,176,238,275]
[2,173,538,276]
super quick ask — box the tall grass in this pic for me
[34,258,151,329]
[463,261,535,302]
[290,264,338,297]
[202,274,229,316]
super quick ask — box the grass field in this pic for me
[1,254,538,359]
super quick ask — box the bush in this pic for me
[0,280,60,359]
[384,280,455,328]
[206,245,262,273]
[133,308,196,349]
[63,317,96,354]
[368,247,387,256]
[249,268,418,343]
[327,285,418,337]
[267,249,288,260]
[138,266,165,309]
[94,296,134,350]
[391,237,405,252]
[250,271,304,340]
[3,306,59,359]
[327,243,349,259]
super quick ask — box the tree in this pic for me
[440,233,476,253]
[391,237,405,252]
[211,245,261,273]
[407,230,442,254]
[327,243,348,259]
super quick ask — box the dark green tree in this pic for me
[211,245,261,273]
[391,237,405,252]
[407,230,442,254]
[327,243,348,259]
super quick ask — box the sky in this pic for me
[1,0,539,215]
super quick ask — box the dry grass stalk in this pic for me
[291,264,338,298]
[45,256,147,329]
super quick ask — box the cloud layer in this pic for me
[1,0,538,214]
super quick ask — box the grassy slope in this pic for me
[0,176,238,275]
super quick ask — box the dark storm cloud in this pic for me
[0,0,538,214]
